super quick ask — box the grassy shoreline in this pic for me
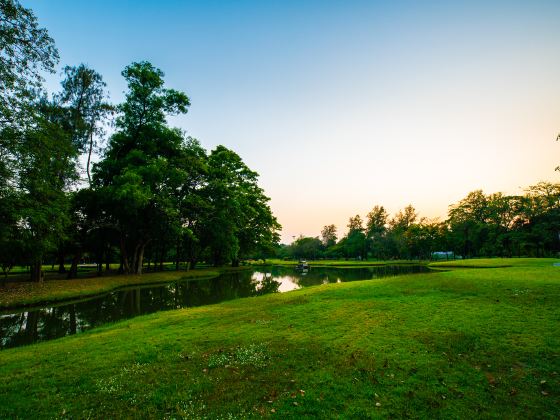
[0,268,228,310]
[1,258,558,418]
[2,258,555,310]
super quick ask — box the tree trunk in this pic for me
[135,243,146,275]
[158,243,165,271]
[67,252,81,279]
[30,260,43,282]
[86,131,94,185]
[118,255,124,274]
[57,249,66,273]
[131,242,141,275]
[175,240,181,271]
[120,236,130,274]
[105,249,111,272]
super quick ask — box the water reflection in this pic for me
[254,265,431,291]
[0,265,430,349]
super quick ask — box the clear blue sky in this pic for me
[27,0,560,242]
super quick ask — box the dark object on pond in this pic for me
[296,260,310,270]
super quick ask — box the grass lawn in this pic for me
[0,259,559,418]
[0,269,223,309]
[428,257,557,269]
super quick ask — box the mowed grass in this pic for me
[0,269,222,309]
[1,259,559,418]
[429,257,558,269]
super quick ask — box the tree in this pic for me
[202,145,280,266]
[16,115,78,281]
[57,64,113,183]
[447,191,489,258]
[366,205,388,238]
[366,205,388,259]
[321,224,337,247]
[344,215,366,259]
[0,0,58,127]
[347,215,364,233]
[92,61,191,274]
[389,205,417,232]
[289,236,323,260]
[0,0,60,280]
[386,205,418,259]
[0,179,22,282]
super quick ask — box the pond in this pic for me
[0,264,431,350]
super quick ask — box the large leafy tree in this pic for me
[45,65,113,276]
[16,113,78,281]
[92,61,191,274]
[202,146,280,266]
[386,205,417,259]
[321,224,337,248]
[57,64,113,183]
[0,0,59,279]
[366,205,388,259]
[343,215,366,259]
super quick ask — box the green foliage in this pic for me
[91,62,192,274]
[0,0,58,127]
[320,224,337,247]
[57,64,113,182]
[88,62,279,273]
[291,184,560,262]
[201,145,280,266]
[117,61,190,132]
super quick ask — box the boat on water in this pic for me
[295,260,310,270]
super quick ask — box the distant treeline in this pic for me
[279,183,560,261]
[0,1,280,281]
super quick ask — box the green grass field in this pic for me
[1,258,559,418]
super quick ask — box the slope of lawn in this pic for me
[429,257,558,269]
[0,259,559,418]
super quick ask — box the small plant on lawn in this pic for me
[208,343,269,369]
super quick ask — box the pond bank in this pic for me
[0,268,234,310]
[0,265,432,349]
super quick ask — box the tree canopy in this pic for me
[0,8,281,280]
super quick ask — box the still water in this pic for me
[0,265,430,349]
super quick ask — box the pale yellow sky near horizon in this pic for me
[254,50,560,243]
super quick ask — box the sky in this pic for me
[26,0,560,243]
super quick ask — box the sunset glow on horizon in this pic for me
[28,0,560,242]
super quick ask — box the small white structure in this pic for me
[431,251,455,260]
